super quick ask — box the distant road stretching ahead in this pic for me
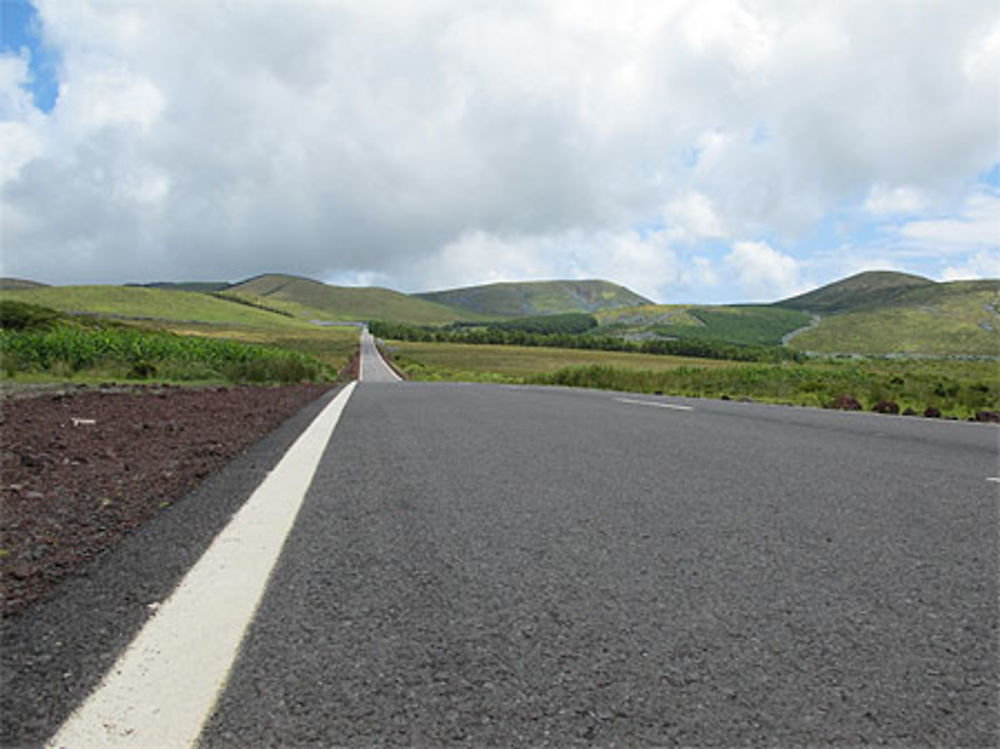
[359,327,402,383]
[5,378,996,747]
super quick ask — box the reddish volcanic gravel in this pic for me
[0,382,335,618]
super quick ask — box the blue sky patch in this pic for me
[1,0,59,112]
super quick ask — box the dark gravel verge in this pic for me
[0,383,343,748]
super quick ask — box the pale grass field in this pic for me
[386,340,742,381]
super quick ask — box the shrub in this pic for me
[0,301,61,331]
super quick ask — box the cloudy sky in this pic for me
[1,0,997,303]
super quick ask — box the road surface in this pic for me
[359,327,402,383]
[2,348,996,746]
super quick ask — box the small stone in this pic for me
[11,564,34,580]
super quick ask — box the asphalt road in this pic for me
[4,375,997,746]
[359,327,402,383]
[201,382,996,747]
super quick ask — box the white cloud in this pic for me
[0,0,997,295]
[665,191,726,241]
[941,250,1000,281]
[724,240,804,300]
[900,190,1000,251]
[419,228,682,302]
[864,184,928,216]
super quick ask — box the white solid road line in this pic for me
[987,477,1000,483]
[615,397,693,411]
[47,382,358,749]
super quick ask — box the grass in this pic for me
[1,323,331,384]
[415,279,651,317]
[595,304,812,346]
[228,274,482,324]
[386,341,744,383]
[163,321,359,374]
[387,339,998,418]
[789,288,1000,356]
[0,299,360,385]
[0,285,322,330]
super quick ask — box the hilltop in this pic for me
[0,278,49,290]
[225,273,484,325]
[776,270,936,313]
[415,279,651,317]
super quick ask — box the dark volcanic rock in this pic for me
[871,400,900,415]
[829,394,862,411]
[974,410,1000,423]
[924,406,942,418]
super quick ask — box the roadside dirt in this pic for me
[0,382,335,618]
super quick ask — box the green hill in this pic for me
[227,273,481,324]
[0,284,318,331]
[777,270,935,313]
[596,304,811,347]
[132,281,231,293]
[0,278,49,290]
[415,279,651,317]
[775,273,999,356]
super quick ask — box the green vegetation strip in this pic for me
[1,301,332,384]
[370,320,803,363]
[389,340,998,419]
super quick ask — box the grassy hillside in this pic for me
[415,279,651,317]
[777,270,935,313]
[781,277,999,356]
[0,278,49,290]
[228,273,480,324]
[133,281,231,293]
[0,285,320,331]
[596,304,811,346]
[788,286,999,356]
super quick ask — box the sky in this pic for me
[1,0,998,304]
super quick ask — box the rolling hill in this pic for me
[415,279,651,317]
[0,278,49,290]
[595,304,812,347]
[132,281,231,293]
[776,272,999,356]
[776,270,935,313]
[226,274,483,325]
[0,284,319,331]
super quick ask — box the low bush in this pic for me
[1,323,329,384]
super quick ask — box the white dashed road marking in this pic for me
[47,382,357,749]
[615,397,693,411]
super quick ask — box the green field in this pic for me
[0,299,359,385]
[0,285,322,331]
[387,339,998,418]
[387,341,745,383]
